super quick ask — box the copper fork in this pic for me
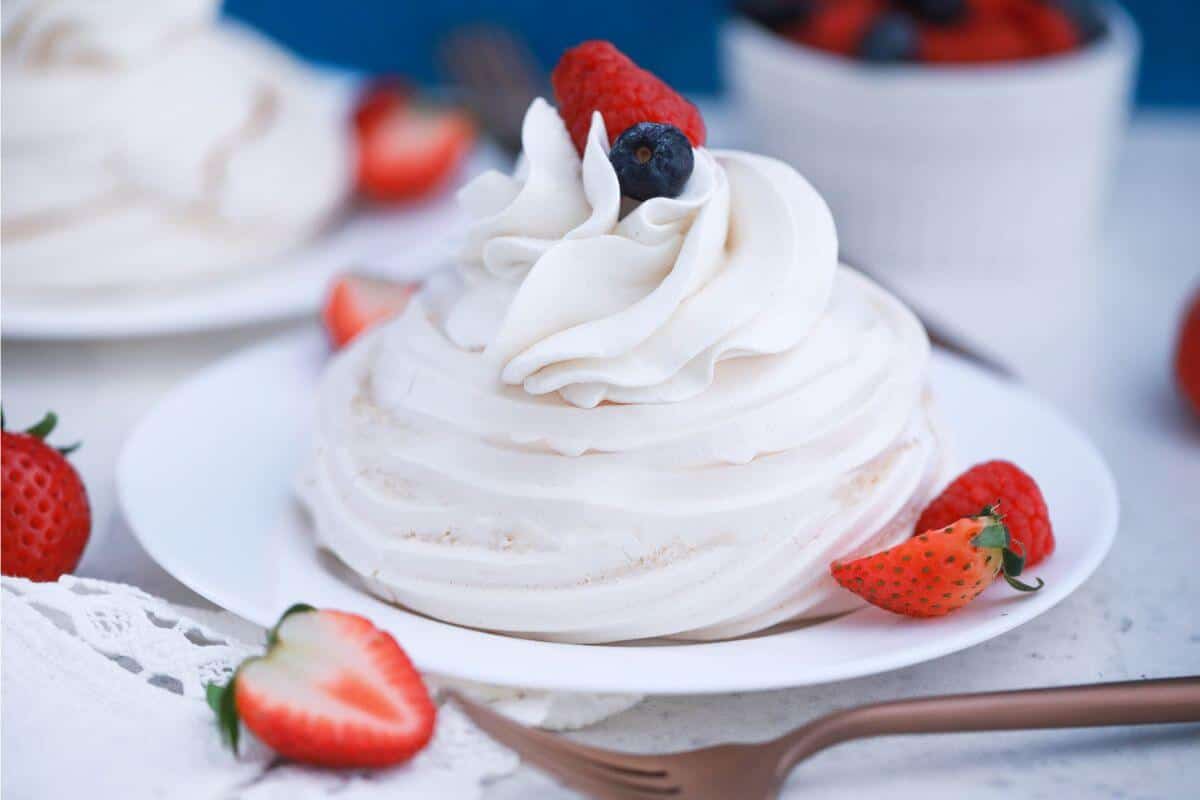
[449,676,1200,799]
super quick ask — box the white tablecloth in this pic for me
[3,111,1199,798]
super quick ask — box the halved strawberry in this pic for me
[831,507,1042,618]
[353,79,413,132]
[354,84,476,202]
[322,274,417,349]
[207,605,436,768]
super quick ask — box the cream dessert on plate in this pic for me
[300,44,949,643]
[2,0,349,292]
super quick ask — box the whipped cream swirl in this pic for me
[447,98,837,409]
[300,100,948,642]
[2,0,350,291]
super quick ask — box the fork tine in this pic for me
[446,690,671,775]
[447,690,680,795]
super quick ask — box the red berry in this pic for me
[1176,289,1200,417]
[916,461,1054,567]
[919,14,1037,62]
[831,509,1041,618]
[551,41,705,156]
[786,0,885,57]
[322,274,417,350]
[209,605,435,768]
[2,414,91,582]
[354,85,476,203]
[1013,2,1079,55]
[968,0,1026,16]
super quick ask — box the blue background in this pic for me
[223,1,1198,106]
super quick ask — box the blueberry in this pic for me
[609,123,694,202]
[736,0,814,31]
[1045,0,1108,44]
[898,0,967,26]
[859,12,919,62]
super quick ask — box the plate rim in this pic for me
[117,328,1120,694]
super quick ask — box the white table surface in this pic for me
[4,110,1199,799]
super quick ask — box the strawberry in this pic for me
[786,0,885,57]
[322,274,417,350]
[1011,1,1079,55]
[915,460,1054,568]
[919,13,1037,62]
[831,507,1042,618]
[552,41,706,156]
[353,78,412,133]
[1,411,91,582]
[1176,289,1200,418]
[207,604,436,768]
[354,83,475,203]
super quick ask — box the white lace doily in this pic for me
[1,576,641,799]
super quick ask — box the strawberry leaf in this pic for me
[1002,546,1026,577]
[206,676,242,755]
[205,682,223,714]
[970,521,1009,550]
[1003,574,1045,592]
[24,411,58,440]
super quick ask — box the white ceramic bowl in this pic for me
[722,5,1139,293]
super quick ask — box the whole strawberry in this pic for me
[831,507,1042,618]
[1,411,91,581]
[1176,288,1200,418]
[552,41,705,156]
[208,604,436,768]
[915,460,1054,567]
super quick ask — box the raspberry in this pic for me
[1176,289,1200,418]
[915,461,1054,568]
[786,0,884,57]
[551,41,705,157]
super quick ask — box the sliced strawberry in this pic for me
[354,85,476,202]
[1177,289,1200,417]
[207,605,436,769]
[322,274,417,350]
[353,79,412,133]
[831,507,1042,618]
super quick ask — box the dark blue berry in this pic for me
[736,0,814,31]
[859,12,919,62]
[898,0,967,26]
[609,122,694,202]
[1045,0,1108,44]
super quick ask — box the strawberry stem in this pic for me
[969,509,1044,595]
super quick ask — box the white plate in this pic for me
[117,329,1118,694]
[1,150,503,341]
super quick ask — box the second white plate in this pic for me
[117,328,1118,694]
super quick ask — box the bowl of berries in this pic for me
[723,0,1138,293]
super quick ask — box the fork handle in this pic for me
[777,676,1200,773]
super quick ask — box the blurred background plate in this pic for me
[0,147,503,341]
[117,327,1118,694]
